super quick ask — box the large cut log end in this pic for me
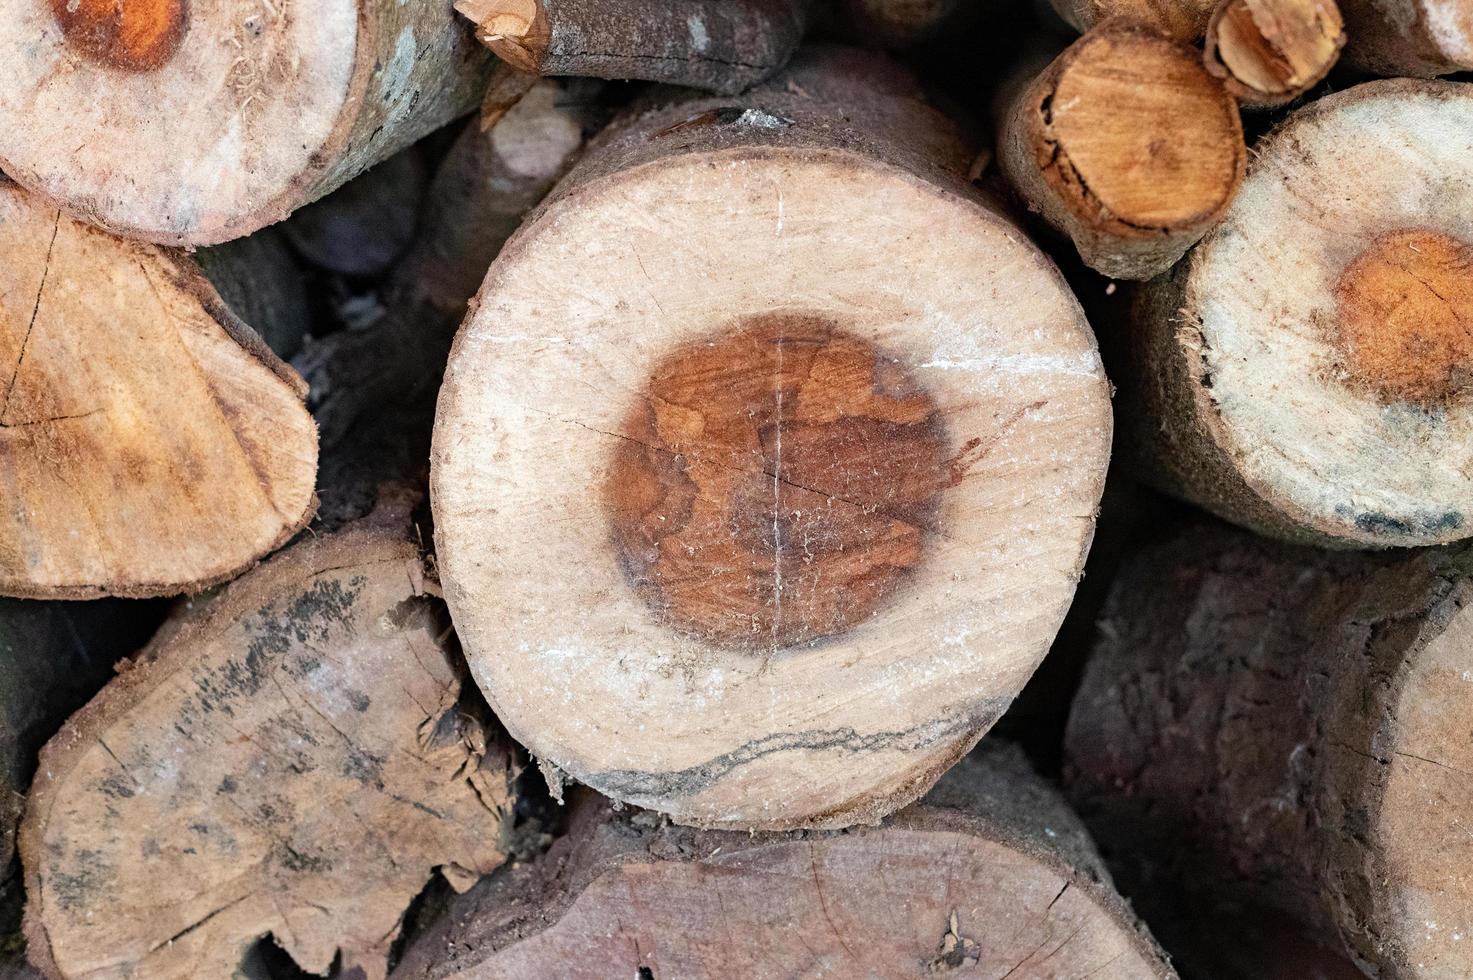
[432,49,1113,830]
[0,0,489,244]
[1124,79,1473,548]
[392,745,1175,979]
[19,508,514,979]
[0,179,317,599]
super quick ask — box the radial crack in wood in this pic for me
[0,0,492,245]
[1120,79,1473,548]
[0,179,317,599]
[20,510,514,980]
[431,47,1112,830]
[1067,521,1473,979]
[392,745,1176,979]
[997,21,1246,280]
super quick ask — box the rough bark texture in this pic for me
[1203,0,1345,108]
[0,0,493,245]
[393,744,1175,979]
[0,178,318,599]
[455,0,806,93]
[1118,79,1473,549]
[20,504,515,980]
[432,46,1112,830]
[1047,0,1217,41]
[298,80,594,530]
[1066,520,1473,979]
[1339,0,1473,76]
[997,20,1246,280]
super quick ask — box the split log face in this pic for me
[393,746,1175,980]
[432,49,1113,830]
[0,180,317,599]
[1340,0,1473,76]
[20,510,513,980]
[0,0,490,245]
[1066,522,1473,978]
[1203,0,1345,108]
[998,21,1246,280]
[1123,79,1473,548]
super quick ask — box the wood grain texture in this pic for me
[605,314,951,651]
[1340,0,1473,76]
[998,21,1245,280]
[393,745,1175,980]
[0,179,317,599]
[1119,79,1473,548]
[0,0,491,245]
[456,0,806,94]
[431,48,1112,830]
[1204,0,1344,107]
[20,507,514,980]
[1067,521,1473,979]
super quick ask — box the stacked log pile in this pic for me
[0,0,1466,976]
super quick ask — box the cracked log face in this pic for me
[20,513,514,980]
[0,179,317,599]
[997,21,1245,280]
[1066,523,1473,978]
[0,0,489,245]
[1123,80,1473,548]
[431,50,1112,830]
[393,746,1173,980]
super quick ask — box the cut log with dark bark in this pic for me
[997,21,1246,280]
[1203,0,1345,108]
[0,0,492,246]
[299,80,593,530]
[0,177,318,599]
[393,744,1175,979]
[455,0,806,93]
[1119,79,1473,549]
[20,502,514,980]
[1067,520,1473,979]
[1340,0,1473,76]
[431,47,1113,830]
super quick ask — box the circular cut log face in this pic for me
[1184,80,1473,546]
[1377,593,1473,976]
[21,525,512,979]
[1038,25,1243,238]
[426,824,1166,979]
[1,0,357,243]
[432,147,1111,829]
[0,181,317,598]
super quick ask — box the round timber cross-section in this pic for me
[430,50,1113,830]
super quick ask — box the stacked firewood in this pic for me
[0,0,1468,976]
